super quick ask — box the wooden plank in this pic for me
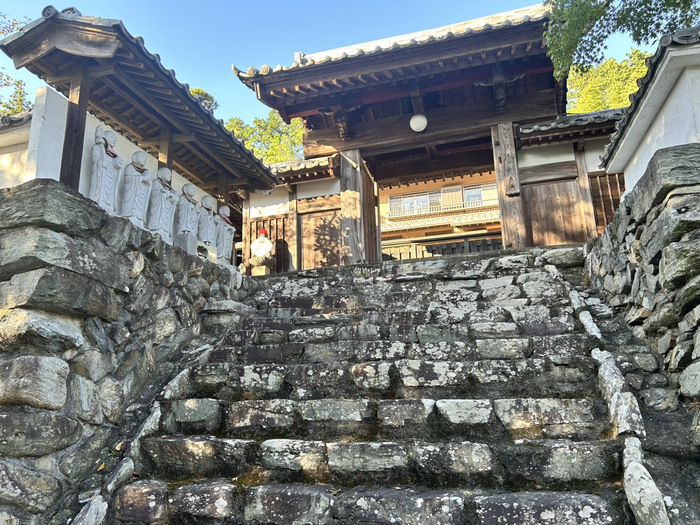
[59,60,89,191]
[300,210,341,270]
[297,194,341,214]
[491,123,529,248]
[242,199,251,275]
[304,89,557,157]
[519,160,577,185]
[158,126,172,169]
[574,147,597,241]
[339,149,365,265]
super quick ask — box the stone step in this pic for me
[116,480,623,524]
[116,481,623,525]
[140,435,620,490]
[160,396,609,442]
[184,356,598,402]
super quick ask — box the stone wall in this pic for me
[587,143,700,432]
[0,179,255,524]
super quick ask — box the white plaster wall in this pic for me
[250,187,290,218]
[517,143,575,168]
[584,138,609,173]
[296,178,341,199]
[622,67,700,191]
[0,141,29,188]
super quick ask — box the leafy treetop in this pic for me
[0,13,32,115]
[545,0,700,81]
[226,110,304,165]
[189,87,219,112]
[567,48,651,113]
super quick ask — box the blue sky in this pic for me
[2,1,650,123]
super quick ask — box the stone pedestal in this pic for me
[251,266,271,277]
[173,233,197,256]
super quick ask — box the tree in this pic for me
[189,87,219,112]
[567,48,651,113]
[226,110,304,164]
[0,13,32,115]
[545,0,700,80]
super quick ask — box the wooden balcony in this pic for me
[382,199,500,232]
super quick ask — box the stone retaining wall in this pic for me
[0,179,255,523]
[587,143,700,439]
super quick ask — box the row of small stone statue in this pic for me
[88,125,236,264]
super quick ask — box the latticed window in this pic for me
[388,183,498,217]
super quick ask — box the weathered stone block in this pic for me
[412,442,497,475]
[0,356,68,410]
[226,399,296,433]
[436,399,494,424]
[238,364,286,393]
[350,362,392,390]
[493,398,596,429]
[141,436,252,479]
[115,480,168,523]
[170,398,220,431]
[336,488,467,525]
[300,399,371,422]
[378,399,435,427]
[0,267,120,320]
[354,341,406,361]
[170,481,240,519]
[396,360,466,387]
[0,179,103,235]
[289,326,335,343]
[245,484,335,525]
[470,322,520,339]
[659,239,700,290]
[472,492,620,524]
[0,459,61,512]
[73,494,108,525]
[407,341,474,360]
[679,361,700,398]
[0,412,81,456]
[624,462,671,525]
[260,439,327,471]
[67,374,102,424]
[541,247,585,267]
[0,308,83,353]
[468,359,545,384]
[327,442,407,472]
[476,338,531,359]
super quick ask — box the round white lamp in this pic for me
[409,113,428,132]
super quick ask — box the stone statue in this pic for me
[215,205,236,265]
[89,126,123,214]
[249,227,276,275]
[174,183,199,237]
[119,151,151,229]
[197,195,217,245]
[145,167,178,243]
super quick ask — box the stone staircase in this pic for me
[112,249,632,524]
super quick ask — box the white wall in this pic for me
[250,187,290,218]
[584,138,609,173]
[622,67,700,191]
[517,143,575,168]
[296,178,341,199]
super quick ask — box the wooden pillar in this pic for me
[59,60,89,190]
[158,126,172,170]
[574,144,598,240]
[287,186,299,271]
[217,172,228,207]
[242,195,251,275]
[491,122,530,248]
[340,149,366,265]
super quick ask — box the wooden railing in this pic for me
[388,199,500,219]
[382,236,503,261]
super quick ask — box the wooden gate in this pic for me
[300,210,341,270]
[245,215,290,274]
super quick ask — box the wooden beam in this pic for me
[491,122,529,248]
[158,126,172,169]
[304,89,557,157]
[287,186,299,271]
[575,146,598,241]
[59,60,89,190]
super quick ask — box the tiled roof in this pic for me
[519,109,624,134]
[233,5,548,80]
[0,112,32,128]
[1,7,277,189]
[268,155,338,176]
[600,25,700,168]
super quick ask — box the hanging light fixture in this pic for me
[409,113,428,132]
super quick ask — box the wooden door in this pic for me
[300,210,341,270]
[522,178,588,246]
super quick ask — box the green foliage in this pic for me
[545,0,700,80]
[226,110,304,164]
[567,49,651,113]
[1,13,32,115]
[189,87,219,111]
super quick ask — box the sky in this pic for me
[1,1,651,123]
